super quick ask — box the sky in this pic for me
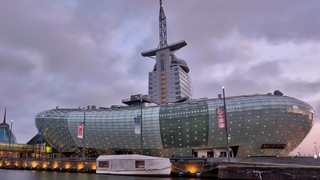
[0,0,319,155]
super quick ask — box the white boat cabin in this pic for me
[96,154,171,176]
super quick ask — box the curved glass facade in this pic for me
[0,124,17,143]
[35,94,315,157]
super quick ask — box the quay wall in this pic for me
[0,158,96,173]
[218,163,320,179]
[2,156,320,179]
[171,157,320,179]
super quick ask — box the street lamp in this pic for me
[314,142,318,158]
[140,98,143,155]
[82,108,86,161]
[222,87,230,162]
[9,120,13,157]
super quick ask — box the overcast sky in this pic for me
[0,0,319,154]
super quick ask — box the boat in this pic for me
[96,154,171,176]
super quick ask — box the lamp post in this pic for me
[314,142,318,158]
[222,87,230,162]
[82,108,86,161]
[9,120,13,158]
[140,98,143,155]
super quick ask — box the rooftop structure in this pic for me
[122,94,153,106]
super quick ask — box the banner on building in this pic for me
[77,123,84,139]
[134,116,141,134]
[216,107,226,129]
[37,128,42,143]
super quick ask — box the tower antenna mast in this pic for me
[3,107,6,124]
[158,0,168,48]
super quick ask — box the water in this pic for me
[0,169,209,180]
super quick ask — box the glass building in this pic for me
[35,94,314,157]
[0,123,17,144]
[0,109,17,144]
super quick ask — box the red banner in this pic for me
[77,123,84,139]
[134,117,141,134]
[216,107,226,129]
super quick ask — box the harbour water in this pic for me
[0,169,209,180]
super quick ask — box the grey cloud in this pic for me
[245,61,282,81]
[167,0,320,42]
[283,80,320,98]
[164,1,320,78]
[0,50,35,76]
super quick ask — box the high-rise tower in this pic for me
[141,0,192,105]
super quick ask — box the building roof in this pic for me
[141,40,187,57]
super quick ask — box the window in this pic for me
[135,160,145,168]
[260,144,286,149]
[98,161,109,168]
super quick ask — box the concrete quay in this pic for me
[2,156,320,179]
[0,157,96,173]
[170,157,320,179]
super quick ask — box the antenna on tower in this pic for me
[141,0,187,57]
[158,0,168,48]
[3,107,6,124]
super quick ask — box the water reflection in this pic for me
[0,169,210,180]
